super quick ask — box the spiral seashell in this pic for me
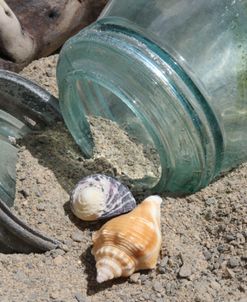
[92,195,162,283]
[70,174,136,221]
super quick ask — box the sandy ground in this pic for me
[0,55,246,302]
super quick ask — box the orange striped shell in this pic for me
[91,195,162,283]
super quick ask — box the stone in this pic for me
[36,204,46,211]
[158,256,169,274]
[26,262,34,269]
[179,263,192,278]
[158,266,166,274]
[53,255,64,266]
[46,70,53,77]
[63,239,73,247]
[137,274,147,285]
[129,273,140,284]
[153,281,163,293]
[59,244,69,252]
[205,197,217,206]
[203,249,212,261]
[204,209,214,221]
[210,281,221,291]
[35,191,42,197]
[165,282,177,296]
[160,256,169,267]
[225,234,236,242]
[71,231,84,242]
[228,257,240,268]
[217,244,228,253]
[13,270,27,281]
[236,233,246,244]
[223,268,235,279]
[50,249,65,258]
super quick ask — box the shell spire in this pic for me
[92,195,162,283]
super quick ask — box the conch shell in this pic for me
[92,195,162,283]
[70,174,136,221]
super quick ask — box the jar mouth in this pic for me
[57,21,223,194]
[63,73,163,190]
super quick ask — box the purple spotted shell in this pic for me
[70,174,136,221]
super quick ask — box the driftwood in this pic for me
[0,0,108,72]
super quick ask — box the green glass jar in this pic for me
[57,0,247,194]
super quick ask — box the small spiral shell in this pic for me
[70,174,136,221]
[92,195,162,283]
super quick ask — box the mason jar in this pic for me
[57,0,247,194]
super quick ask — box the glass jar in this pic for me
[57,0,247,194]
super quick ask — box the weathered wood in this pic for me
[0,0,35,63]
[0,0,108,71]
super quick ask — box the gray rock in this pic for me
[50,249,66,258]
[36,204,46,211]
[203,249,212,261]
[210,281,221,291]
[179,263,192,278]
[217,244,228,253]
[236,233,246,244]
[129,273,140,284]
[71,231,84,242]
[205,210,213,221]
[153,281,163,293]
[59,244,69,252]
[165,282,177,296]
[228,257,240,268]
[225,234,236,242]
[158,256,169,274]
[63,239,73,247]
[14,270,27,281]
[158,266,166,274]
[160,256,169,267]
[35,191,42,197]
[205,197,217,206]
[26,262,34,269]
[53,255,64,266]
[140,274,148,284]
[224,268,235,278]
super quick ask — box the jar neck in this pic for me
[57,20,223,194]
